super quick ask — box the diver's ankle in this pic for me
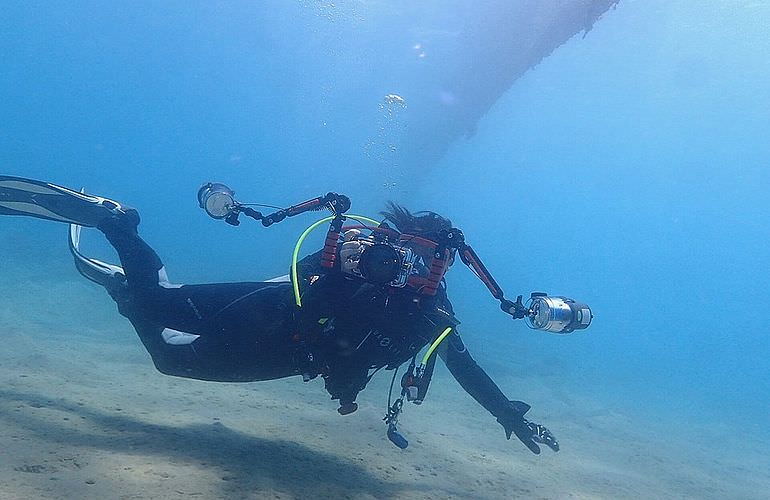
[97,209,140,236]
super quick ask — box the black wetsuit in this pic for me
[100,215,515,419]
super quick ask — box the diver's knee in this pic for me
[148,342,200,378]
[151,357,188,377]
[157,267,183,289]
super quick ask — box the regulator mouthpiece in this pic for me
[526,293,592,334]
[198,182,238,220]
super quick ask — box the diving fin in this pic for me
[0,175,130,227]
[68,221,127,291]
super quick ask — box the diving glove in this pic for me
[497,400,559,454]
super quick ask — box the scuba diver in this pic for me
[0,175,593,454]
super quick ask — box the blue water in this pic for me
[435,2,770,425]
[2,1,769,497]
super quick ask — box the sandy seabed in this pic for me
[1,276,768,500]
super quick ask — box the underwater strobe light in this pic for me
[526,293,593,334]
[198,182,238,220]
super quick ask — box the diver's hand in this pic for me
[496,400,559,454]
[340,229,363,275]
[516,419,559,454]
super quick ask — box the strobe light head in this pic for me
[198,182,238,220]
[526,293,593,334]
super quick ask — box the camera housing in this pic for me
[347,237,417,288]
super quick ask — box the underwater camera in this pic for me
[346,236,417,288]
[354,241,415,286]
[342,231,457,291]
[196,182,594,335]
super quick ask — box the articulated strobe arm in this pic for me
[458,243,529,319]
[435,228,528,320]
[260,193,351,226]
[197,183,350,227]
